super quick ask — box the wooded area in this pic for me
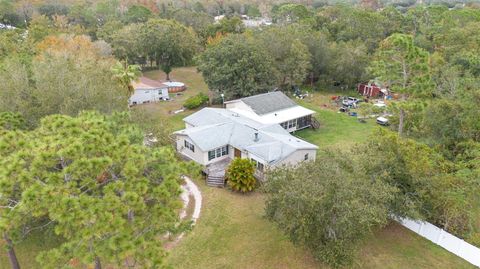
[1,0,480,268]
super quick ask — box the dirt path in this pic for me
[165,176,202,249]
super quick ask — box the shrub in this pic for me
[226,158,257,193]
[183,93,209,109]
[0,112,25,131]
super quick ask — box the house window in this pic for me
[208,145,229,161]
[184,140,195,152]
[257,162,264,172]
[288,119,297,129]
[208,150,215,161]
[304,153,309,160]
[251,158,264,172]
[297,115,311,129]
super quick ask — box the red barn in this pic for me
[358,83,382,97]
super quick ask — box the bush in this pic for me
[226,158,257,193]
[0,112,25,131]
[183,93,209,109]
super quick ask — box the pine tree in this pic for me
[369,34,433,136]
[0,112,194,268]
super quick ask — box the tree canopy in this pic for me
[0,111,193,268]
[197,34,276,99]
[264,152,394,267]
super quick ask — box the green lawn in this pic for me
[168,180,473,269]
[295,101,377,150]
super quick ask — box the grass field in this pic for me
[1,67,474,269]
[295,96,378,150]
[167,178,473,269]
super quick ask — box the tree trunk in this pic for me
[94,256,102,269]
[166,72,170,81]
[4,234,20,269]
[398,108,405,137]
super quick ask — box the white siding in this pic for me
[129,88,169,105]
[273,149,317,167]
[176,135,207,165]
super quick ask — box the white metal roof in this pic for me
[175,108,318,164]
[228,105,315,124]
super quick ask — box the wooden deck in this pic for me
[205,158,231,187]
[205,158,231,177]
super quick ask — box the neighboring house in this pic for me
[225,91,315,132]
[130,77,169,105]
[241,16,273,28]
[174,107,318,186]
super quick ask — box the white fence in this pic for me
[398,218,480,267]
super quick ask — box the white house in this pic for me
[174,106,318,186]
[225,91,315,132]
[129,77,169,106]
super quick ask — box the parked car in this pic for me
[339,107,350,113]
[376,116,389,126]
[342,97,361,108]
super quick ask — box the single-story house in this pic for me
[225,91,315,132]
[130,77,169,106]
[174,108,318,186]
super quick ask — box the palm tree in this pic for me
[111,61,142,97]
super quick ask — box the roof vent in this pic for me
[254,132,259,142]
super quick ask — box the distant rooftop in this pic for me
[132,77,184,90]
[132,77,166,89]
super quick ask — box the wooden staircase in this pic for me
[206,175,225,187]
[204,158,231,188]
[311,117,320,129]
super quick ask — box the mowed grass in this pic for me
[167,183,320,269]
[168,182,473,269]
[293,93,379,150]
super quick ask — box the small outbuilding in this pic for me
[358,82,386,97]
